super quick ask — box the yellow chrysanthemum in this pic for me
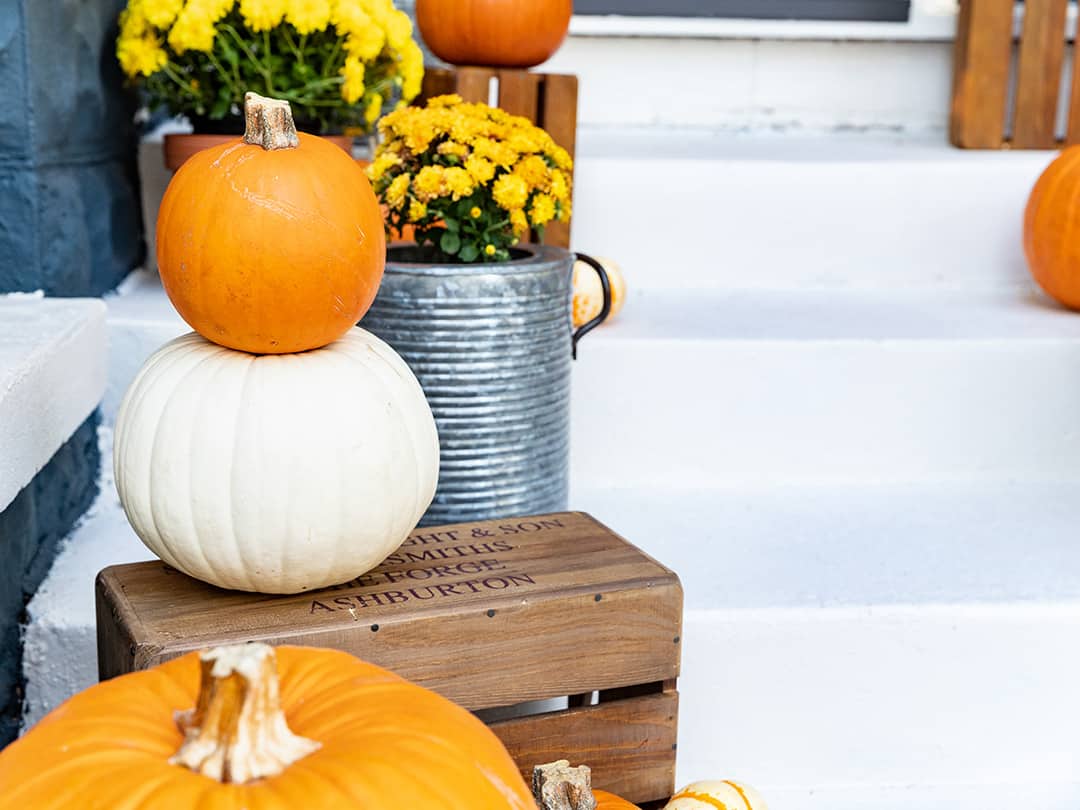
[530,193,556,226]
[384,174,410,211]
[344,17,384,61]
[332,0,371,35]
[167,3,217,53]
[286,0,331,33]
[117,33,168,77]
[399,39,424,101]
[367,152,401,183]
[403,120,437,154]
[408,199,427,221]
[472,139,516,168]
[427,94,463,108]
[513,155,549,191]
[484,244,496,256]
[464,156,495,185]
[413,165,445,202]
[142,0,184,27]
[470,206,482,219]
[550,169,570,202]
[384,8,413,49]
[340,56,365,104]
[557,198,572,223]
[492,173,528,211]
[437,141,468,159]
[549,145,573,171]
[509,207,529,235]
[444,167,474,200]
[364,92,383,124]
[239,0,286,30]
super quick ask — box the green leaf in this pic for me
[440,231,461,254]
[459,243,480,263]
[445,218,460,232]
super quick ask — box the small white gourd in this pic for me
[665,780,769,810]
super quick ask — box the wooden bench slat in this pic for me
[950,0,1015,148]
[1013,0,1069,148]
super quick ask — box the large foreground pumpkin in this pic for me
[114,328,439,593]
[0,644,534,809]
[157,93,385,354]
[1024,145,1080,309]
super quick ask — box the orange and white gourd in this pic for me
[665,780,769,810]
[114,330,439,593]
[114,93,439,594]
[572,256,626,328]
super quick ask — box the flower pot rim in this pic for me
[384,242,572,276]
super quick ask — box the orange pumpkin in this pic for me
[0,643,534,809]
[595,790,642,809]
[416,0,572,68]
[157,93,385,354]
[1024,145,1080,309]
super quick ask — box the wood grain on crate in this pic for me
[420,66,578,247]
[951,0,1080,148]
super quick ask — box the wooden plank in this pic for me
[950,0,1014,148]
[489,691,679,805]
[538,73,578,247]
[420,67,456,103]
[1013,0,1069,148]
[496,70,541,118]
[96,512,683,711]
[455,66,496,103]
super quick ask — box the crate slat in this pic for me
[538,73,578,248]
[455,66,496,103]
[497,70,541,118]
[490,690,679,805]
[1013,0,1069,148]
[950,0,1015,148]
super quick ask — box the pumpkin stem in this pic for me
[533,761,599,810]
[170,643,319,784]
[243,92,300,151]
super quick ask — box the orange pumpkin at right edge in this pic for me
[157,93,385,355]
[416,0,572,68]
[1023,145,1080,309]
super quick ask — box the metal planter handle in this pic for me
[571,252,612,359]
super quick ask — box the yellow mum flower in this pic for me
[364,92,383,125]
[240,0,287,30]
[340,56,365,104]
[384,174,410,211]
[399,39,424,102]
[384,8,413,49]
[331,0,371,35]
[119,3,150,38]
[558,198,572,222]
[530,193,556,226]
[492,173,528,211]
[470,206,482,219]
[167,4,217,53]
[550,169,570,202]
[437,141,468,159]
[367,152,401,182]
[404,120,437,154]
[472,139,516,168]
[142,0,184,27]
[345,18,384,61]
[427,94,463,108]
[549,145,573,171]
[484,244,496,256]
[286,0,331,33]
[464,156,495,185]
[513,155,549,191]
[117,33,168,77]
[444,167,474,200]
[509,207,529,235]
[413,165,445,202]
[408,199,428,221]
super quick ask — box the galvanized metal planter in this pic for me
[362,244,610,526]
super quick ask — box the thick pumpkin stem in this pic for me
[243,92,300,151]
[170,643,319,784]
[533,761,598,810]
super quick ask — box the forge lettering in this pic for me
[309,572,536,613]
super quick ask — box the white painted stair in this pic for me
[22,133,1080,809]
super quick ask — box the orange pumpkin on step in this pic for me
[0,643,534,809]
[416,0,572,68]
[157,93,385,354]
[1024,145,1080,310]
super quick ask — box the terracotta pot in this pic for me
[163,133,354,171]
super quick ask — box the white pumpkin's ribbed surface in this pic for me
[113,328,439,593]
[666,781,770,810]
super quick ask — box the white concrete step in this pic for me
[24,459,1080,809]
[571,285,1080,488]
[571,131,1054,292]
[0,294,107,512]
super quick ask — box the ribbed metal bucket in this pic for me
[362,244,602,526]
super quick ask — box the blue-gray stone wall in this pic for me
[0,413,100,744]
[0,1,143,296]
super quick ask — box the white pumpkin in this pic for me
[572,256,625,328]
[113,328,439,594]
[665,780,769,810]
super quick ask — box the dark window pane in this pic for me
[574,0,912,22]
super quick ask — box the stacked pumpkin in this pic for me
[116,92,440,594]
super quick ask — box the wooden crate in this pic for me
[96,511,682,805]
[421,66,578,247]
[951,0,1080,148]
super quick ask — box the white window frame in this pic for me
[569,0,961,40]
